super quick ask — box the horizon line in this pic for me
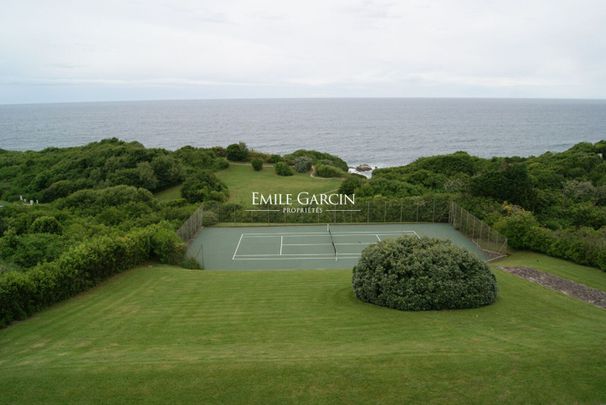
[2,95,606,107]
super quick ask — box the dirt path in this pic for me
[499,266,606,309]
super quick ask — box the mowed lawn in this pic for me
[216,163,343,205]
[1,265,605,404]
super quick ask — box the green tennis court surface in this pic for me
[189,223,487,270]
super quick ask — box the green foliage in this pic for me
[226,142,249,162]
[0,231,67,268]
[338,175,365,195]
[0,223,184,328]
[274,162,294,176]
[315,164,344,178]
[293,156,313,173]
[150,155,184,189]
[493,205,540,249]
[471,162,537,209]
[251,158,264,171]
[181,172,228,203]
[269,154,282,163]
[375,152,483,179]
[59,185,156,212]
[285,149,348,171]
[0,139,206,201]
[353,237,497,311]
[30,216,63,234]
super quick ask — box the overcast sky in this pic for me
[1,0,605,104]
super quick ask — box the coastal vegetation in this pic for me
[1,138,605,328]
[348,141,606,270]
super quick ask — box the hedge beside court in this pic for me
[0,223,184,328]
[352,237,497,311]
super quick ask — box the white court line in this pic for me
[243,231,419,238]
[231,230,420,261]
[232,233,244,260]
[282,242,374,246]
[233,255,362,261]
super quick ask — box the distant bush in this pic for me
[269,154,282,163]
[275,162,294,176]
[226,142,249,162]
[338,175,365,194]
[284,150,348,171]
[59,185,155,212]
[251,158,264,171]
[41,179,92,202]
[315,164,344,178]
[30,216,63,234]
[352,237,497,311]
[181,172,228,203]
[293,157,313,173]
[213,158,229,170]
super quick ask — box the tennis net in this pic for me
[327,224,337,256]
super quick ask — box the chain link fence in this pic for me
[448,201,508,260]
[209,195,452,225]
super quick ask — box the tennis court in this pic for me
[188,223,487,270]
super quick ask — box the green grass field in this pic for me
[216,163,343,205]
[1,261,605,404]
[496,251,606,291]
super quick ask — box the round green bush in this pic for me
[274,162,294,176]
[352,237,497,311]
[251,158,264,171]
[30,216,63,234]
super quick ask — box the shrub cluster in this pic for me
[293,156,313,173]
[352,237,497,311]
[274,162,294,176]
[0,223,184,328]
[225,142,249,162]
[251,158,264,171]
[495,206,606,270]
[315,164,344,178]
[181,171,229,203]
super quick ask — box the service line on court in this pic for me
[232,230,420,261]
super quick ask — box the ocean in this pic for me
[1,98,605,168]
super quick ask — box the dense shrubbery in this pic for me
[0,223,184,328]
[494,204,606,270]
[225,142,249,162]
[338,175,366,194]
[284,149,348,172]
[30,216,63,234]
[251,158,264,171]
[293,156,313,173]
[352,237,497,311]
[274,162,294,176]
[0,138,227,203]
[314,164,344,178]
[351,141,606,270]
[181,172,229,203]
